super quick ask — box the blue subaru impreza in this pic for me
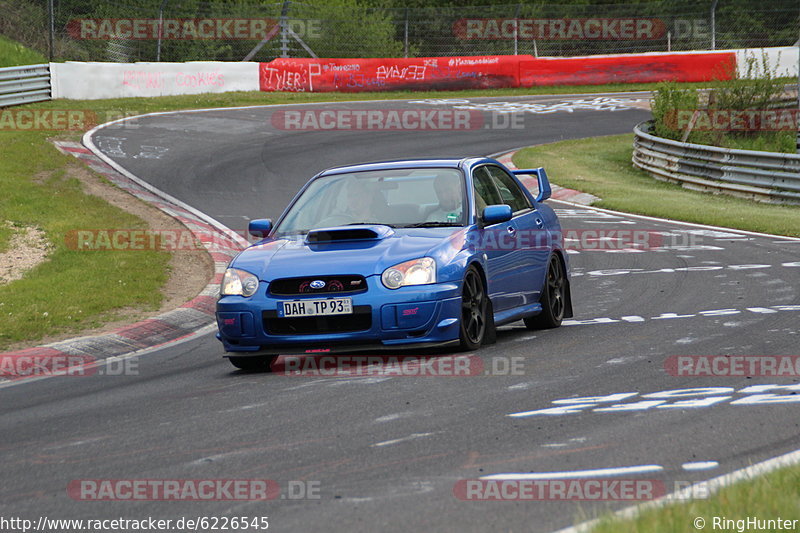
[216,157,573,370]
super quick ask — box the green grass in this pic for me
[660,129,796,154]
[0,222,12,254]
[0,129,171,349]
[514,134,800,238]
[0,34,46,67]
[588,463,800,533]
[722,132,797,153]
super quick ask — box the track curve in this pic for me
[1,93,798,533]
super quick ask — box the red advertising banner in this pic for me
[259,52,737,93]
[259,56,525,92]
[518,52,736,86]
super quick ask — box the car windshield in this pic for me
[274,167,467,235]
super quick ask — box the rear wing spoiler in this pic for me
[511,168,551,202]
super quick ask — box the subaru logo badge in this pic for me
[310,280,326,289]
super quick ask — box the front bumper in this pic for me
[216,276,462,356]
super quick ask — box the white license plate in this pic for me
[280,298,353,317]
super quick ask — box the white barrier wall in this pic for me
[50,61,259,99]
[736,47,799,78]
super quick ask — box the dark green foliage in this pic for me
[3,0,798,61]
[650,53,795,153]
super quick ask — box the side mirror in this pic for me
[248,218,272,239]
[482,204,513,225]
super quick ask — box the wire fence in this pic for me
[2,0,799,63]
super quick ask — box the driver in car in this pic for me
[426,173,462,223]
[346,180,388,224]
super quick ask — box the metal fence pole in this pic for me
[404,8,409,58]
[513,4,520,55]
[48,0,55,61]
[280,0,291,58]
[156,0,169,62]
[710,0,718,50]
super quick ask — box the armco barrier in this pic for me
[0,64,51,107]
[633,121,800,205]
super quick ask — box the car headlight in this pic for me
[381,257,436,289]
[221,268,259,297]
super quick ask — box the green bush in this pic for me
[0,35,47,67]
[712,52,786,112]
[299,0,405,58]
[650,52,795,153]
[650,81,700,140]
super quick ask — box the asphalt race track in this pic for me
[1,93,799,532]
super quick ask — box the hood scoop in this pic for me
[306,224,394,244]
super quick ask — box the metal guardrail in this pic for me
[632,121,800,205]
[0,64,51,108]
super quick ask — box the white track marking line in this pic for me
[481,465,664,480]
[549,200,800,242]
[551,448,800,533]
[371,432,435,448]
[682,461,719,471]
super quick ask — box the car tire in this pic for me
[524,254,566,330]
[459,266,488,351]
[228,355,278,372]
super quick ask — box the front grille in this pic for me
[263,306,372,335]
[269,275,367,296]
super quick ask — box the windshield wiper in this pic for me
[343,222,395,227]
[402,222,461,228]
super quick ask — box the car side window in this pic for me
[472,167,502,214]
[485,166,531,213]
